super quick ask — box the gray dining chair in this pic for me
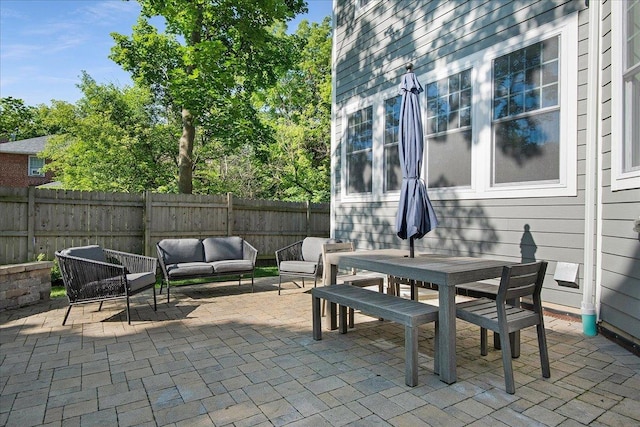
[455,261,550,394]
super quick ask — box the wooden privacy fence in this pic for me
[0,187,330,265]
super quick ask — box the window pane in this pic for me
[624,70,640,170]
[493,37,559,120]
[628,0,640,67]
[426,68,472,135]
[347,151,372,193]
[384,96,402,191]
[28,157,45,176]
[624,0,640,172]
[428,130,472,187]
[347,106,373,194]
[385,144,402,191]
[493,111,560,184]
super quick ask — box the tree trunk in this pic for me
[178,107,194,194]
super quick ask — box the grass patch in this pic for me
[50,266,278,298]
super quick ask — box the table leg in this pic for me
[438,285,457,384]
[329,263,338,330]
[339,305,347,334]
[329,302,337,330]
[312,296,322,340]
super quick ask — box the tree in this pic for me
[41,73,176,192]
[0,97,41,141]
[254,17,332,202]
[110,0,306,194]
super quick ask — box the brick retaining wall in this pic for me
[0,261,53,310]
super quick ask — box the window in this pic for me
[346,106,373,194]
[492,37,560,186]
[28,156,44,177]
[612,0,640,190]
[338,15,576,200]
[624,0,640,172]
[422,15,576,199]
[384,96,402,192]
[426,69,473,188]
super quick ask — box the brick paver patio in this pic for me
[1,277,638,426]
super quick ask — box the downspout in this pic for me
[582,1,601,331]
[593,2,604,324]
[330,0,337,240]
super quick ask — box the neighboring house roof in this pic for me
[0,135,50,155]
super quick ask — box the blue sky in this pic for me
[0,0,333,107]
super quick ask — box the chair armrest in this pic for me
[275,240,303,265]
[55,253,128,302]
[243,240,258,265]
[156,244,170,279]
[104,248,158,274]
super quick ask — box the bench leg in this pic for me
[405,325,418,387]
[330,302,338,330]
[339,305,347,334]
[348,307,355,328]
[434,320,440,375]
[312,296,322,340]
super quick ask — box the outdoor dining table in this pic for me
[325,249,514,385]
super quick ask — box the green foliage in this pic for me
[110,0,307,194]
[0,97,43,140]
[36,253,61,283]
[254,18,332,202]
[40,73,177,192]
[8,2,333,202]
[49,266,278,298]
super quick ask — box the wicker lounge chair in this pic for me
[55,245,158,325]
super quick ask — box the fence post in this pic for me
[306,200,311,236]
[27,186,35,261]
[144,190,152,256]
[227,192,233,236]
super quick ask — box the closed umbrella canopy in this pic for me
[395,65,438,256]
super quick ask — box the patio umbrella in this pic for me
[395,63,438,257]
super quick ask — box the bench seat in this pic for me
[311,284,439,386]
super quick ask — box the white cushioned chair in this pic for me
[275,237,334,294]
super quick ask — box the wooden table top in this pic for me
[335,251,513,287]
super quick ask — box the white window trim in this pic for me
[425,13,578,200]
[611,0,640,191]
[28,156,44,177]
[340,86,408,202]
[341,99,374,200]
[339,14,578,202]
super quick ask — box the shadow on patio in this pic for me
[1,277,638,426]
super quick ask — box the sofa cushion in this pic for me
[211,260,254,273]
[158,239,204,264]
[203,236,243,262]
[126,271,157,292]
[301,237,330,263]
[60,245,107,263]
[166,262,213,278]
[279,260,318,275]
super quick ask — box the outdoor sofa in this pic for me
[156,236,258,301]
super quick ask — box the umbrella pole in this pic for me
[409,237,415,258]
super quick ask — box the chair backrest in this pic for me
[58,245,106,263]
[497,261,548,305]
[321,242,355,283]
[301,237,332,262]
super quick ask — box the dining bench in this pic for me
[311,284,439,386]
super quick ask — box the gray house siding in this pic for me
[332,0,589,312]
[597,1,640,342]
